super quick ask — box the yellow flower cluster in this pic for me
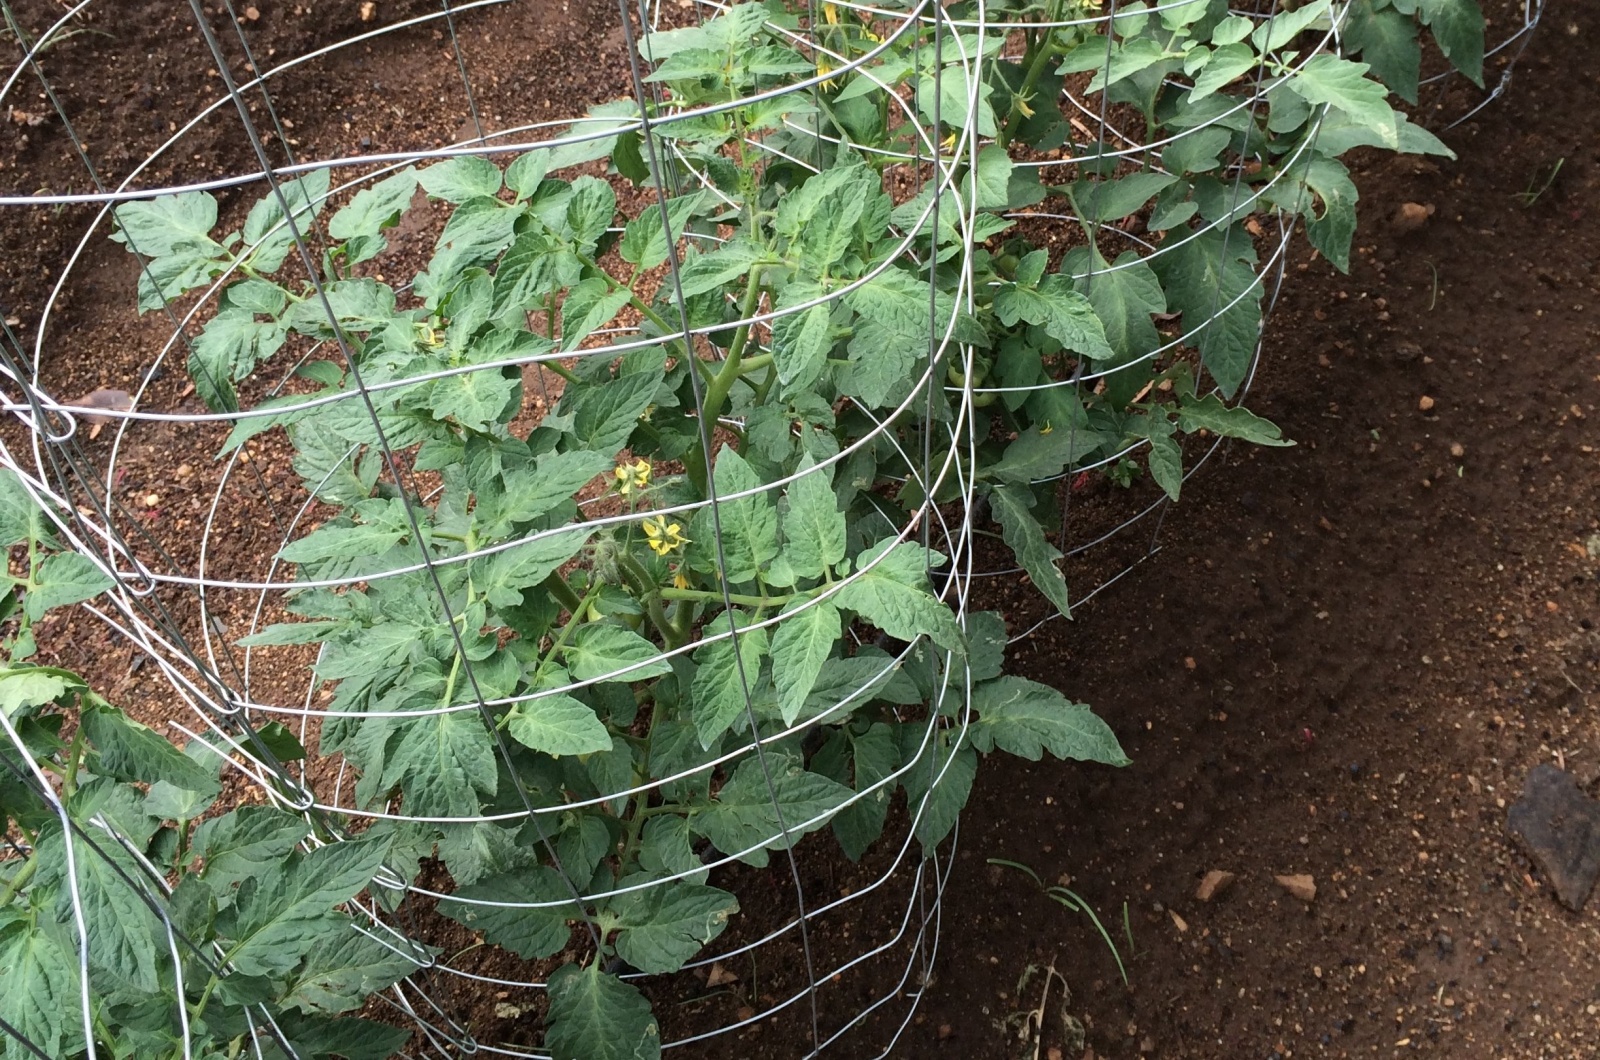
[613,459,651,497]
[642,515,689,556]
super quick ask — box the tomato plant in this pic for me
[29,1,1483,1056]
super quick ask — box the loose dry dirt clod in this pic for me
[1274,874,1317,902]
[1418,395,1435,411]
[1390,201,1436,234]
[1195,870,1236,902]
[1506,764,1600,912]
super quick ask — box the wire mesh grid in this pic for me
[0,0,1540,1058]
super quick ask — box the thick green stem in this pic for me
[998,28,1064,150]
[0,855,36,906]
[541,571,584,615]
[660,586,797,609]
[533,581,604,686]
[684,266,766,496]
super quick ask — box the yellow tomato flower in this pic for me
[614,459,651,497]
[673,568,690,590]
[823,2,840,25]
[642,515,689,556]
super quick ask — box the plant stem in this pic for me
[684,266,765,496]
[0,855,36,906]
[659,586,797,609]
[61,719,86,797]
[541,571,584,616]
[533,581,604,686]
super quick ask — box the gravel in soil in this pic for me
[4,2,1598,1059]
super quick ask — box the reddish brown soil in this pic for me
[3,2,1597,1059]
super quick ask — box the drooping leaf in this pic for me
[545,963,661,1060]
[834,540,964,655]
[1419,0,1484,86]
[1149,225,1263,399]
[283,925,426,1014]
[781,454,846,581]
[438,867,582,960]
[24,552,112,621]
[1176,392,1294,446]
[990,483,1071,619]
[968,676,1131,765]
[769,598,840,725]
[505,693,613,757]
[1345,0,1421,103]
[691,618,769,749]
[608,880,738,974]
[226,838,389,977]
[691,755,851,867]
[898,734,975,850]
[829,722,899,861]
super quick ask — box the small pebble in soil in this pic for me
[1418,395,1435,412]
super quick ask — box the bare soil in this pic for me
[3,1,1597,1058]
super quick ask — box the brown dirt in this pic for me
[4,1,1598,1059]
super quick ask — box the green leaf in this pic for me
[1210,14,1254,45]
[439,867,582,960]
[0,469,48,548]
[564,371,658,456]
[830,722,899,861]
[1419,0,1484,85]
[687,448,778,584]
[505,694,613,757]
[984,425,1105,485]
[566,176,618,251]
[1252,0,1331,51]
[418,155,503,203]
[278,498,410,566]
[1188,42,1259,102]
[770,599,840,725]
[226,838,389,977]
[545,963,661,1060]
[276,1013,411,1060]
[33,827,159,990]
[0,666,82,718]
[691,618,769,749]
[1280,155,1358,272]
[1149,225,1263,399]
[1285,55,1397,139]
[769,293,832,394]
[560,277,633,351]
[1345,0,1421,102]
[992,275,1113,360]
[1069,248,1166,363]
[969,675,1131,765]
[473,529,593,609]
[504,151,550,199]
[619,193,700,271]
[22,552,111,622]
[543,99,641,172]
[192,806,311,889]
[899,736,975,850]
[692,755,851,867]
[329,166,419,262]
[990,484,1071,619]
[110,191,221,258]
[835,540,964,655]
[0,916,76,1060]
[1176,392,1294,445]
[675,239,765,298]
[81,704,219,792]
[565,624,672,683]
[1073,173,1179,222]
[381,708,497,819]
[1143,415,1184,501]
[609,880,738,974]
[1089,37,1175,93]
[782,454,846,580]
[475,451,610,537]
[191,303,288,411]
[241,168,331,272]
[283,925,424,1014]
